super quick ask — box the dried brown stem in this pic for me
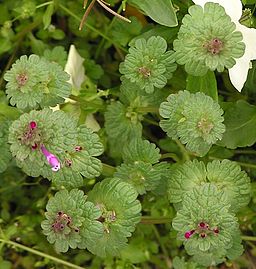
[79,0,97,30]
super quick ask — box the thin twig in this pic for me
[0,238,85,269]
[96,0,131,23]
[79,0,97,30]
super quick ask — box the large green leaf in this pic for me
[128,0,178,27]
[186,71,218,101]
[219,100,256,148]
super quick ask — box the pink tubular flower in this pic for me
[184,229,195,239]
[41,145,61,172]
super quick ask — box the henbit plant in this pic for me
[159,90,225,156]
[0,0,256,268]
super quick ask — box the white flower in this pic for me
[192,0,256,92]
[64,45,101,132]
[65,45,86,89]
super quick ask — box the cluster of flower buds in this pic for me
[184,221,220,239]
[26,120,61,172]
[51,211,79,233]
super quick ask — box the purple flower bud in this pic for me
[29,121,37,130]
[41,145,61,172]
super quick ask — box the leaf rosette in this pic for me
[41,189,101,253]
[172,184,242,266]
[4,54,71,110]
[8,109,103,188]
[119,36,177,93]
[114,138,164,194]
[160,91,225,156]
[167,159,251,212]
[86,178,142,257]
[173,3,245,76]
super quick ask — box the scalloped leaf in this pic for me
[172,184,240,266]
[115,162,162,195]
[206,159,251,212]
[167,160,207,204]
[77,124,104,156]
[42,189,86,253]
[87,178,142,257]
[0,118,12,172]
[122,138,160,164]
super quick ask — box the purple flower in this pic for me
[41,145,61,172]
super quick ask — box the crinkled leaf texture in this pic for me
[8,109,103,189]
[87,178,142,257]
[159,91,225,156]
[168,159,251,212]
[105,101,143,157]
[114,161,163,195]
[173,3,245,76]
[115,138,166,194]
[41,189,88,253]
[122,138,160,164]
[172,184,242,266]
[4,55,71,110]
[0,117,12,172]
[119,36,176,93]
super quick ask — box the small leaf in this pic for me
[186,71,218,101]
[219,100,256,149]
[122,138,160,164]
[128,0,178,27]
[43,3,54,30]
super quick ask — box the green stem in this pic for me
[140,216,172,224]
[36,1,54,9]
[0,238,85,269]
[152,225,172,268]
[160,153,180,163]
[58,4,127,53]
[175,139,190,161]
[242,236,256,242]
[135,106,159,114]
[102,163,116,176]
[143,117,159,127]
[234,149,256,155]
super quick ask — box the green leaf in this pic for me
[87,178,142,257]
[207,160,251,212]
[0,103,21,120]
[186,71,218,101]
[219,100,256,149]
[115,162,162,195]
[43,3,54,30]
[128,0,178,27]
[122,138,160,164]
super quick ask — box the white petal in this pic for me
[64,45,86,89]
[192,0,242,22]
[228,23,256,91]
[228,57,251,92]
[236,23,256,60]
